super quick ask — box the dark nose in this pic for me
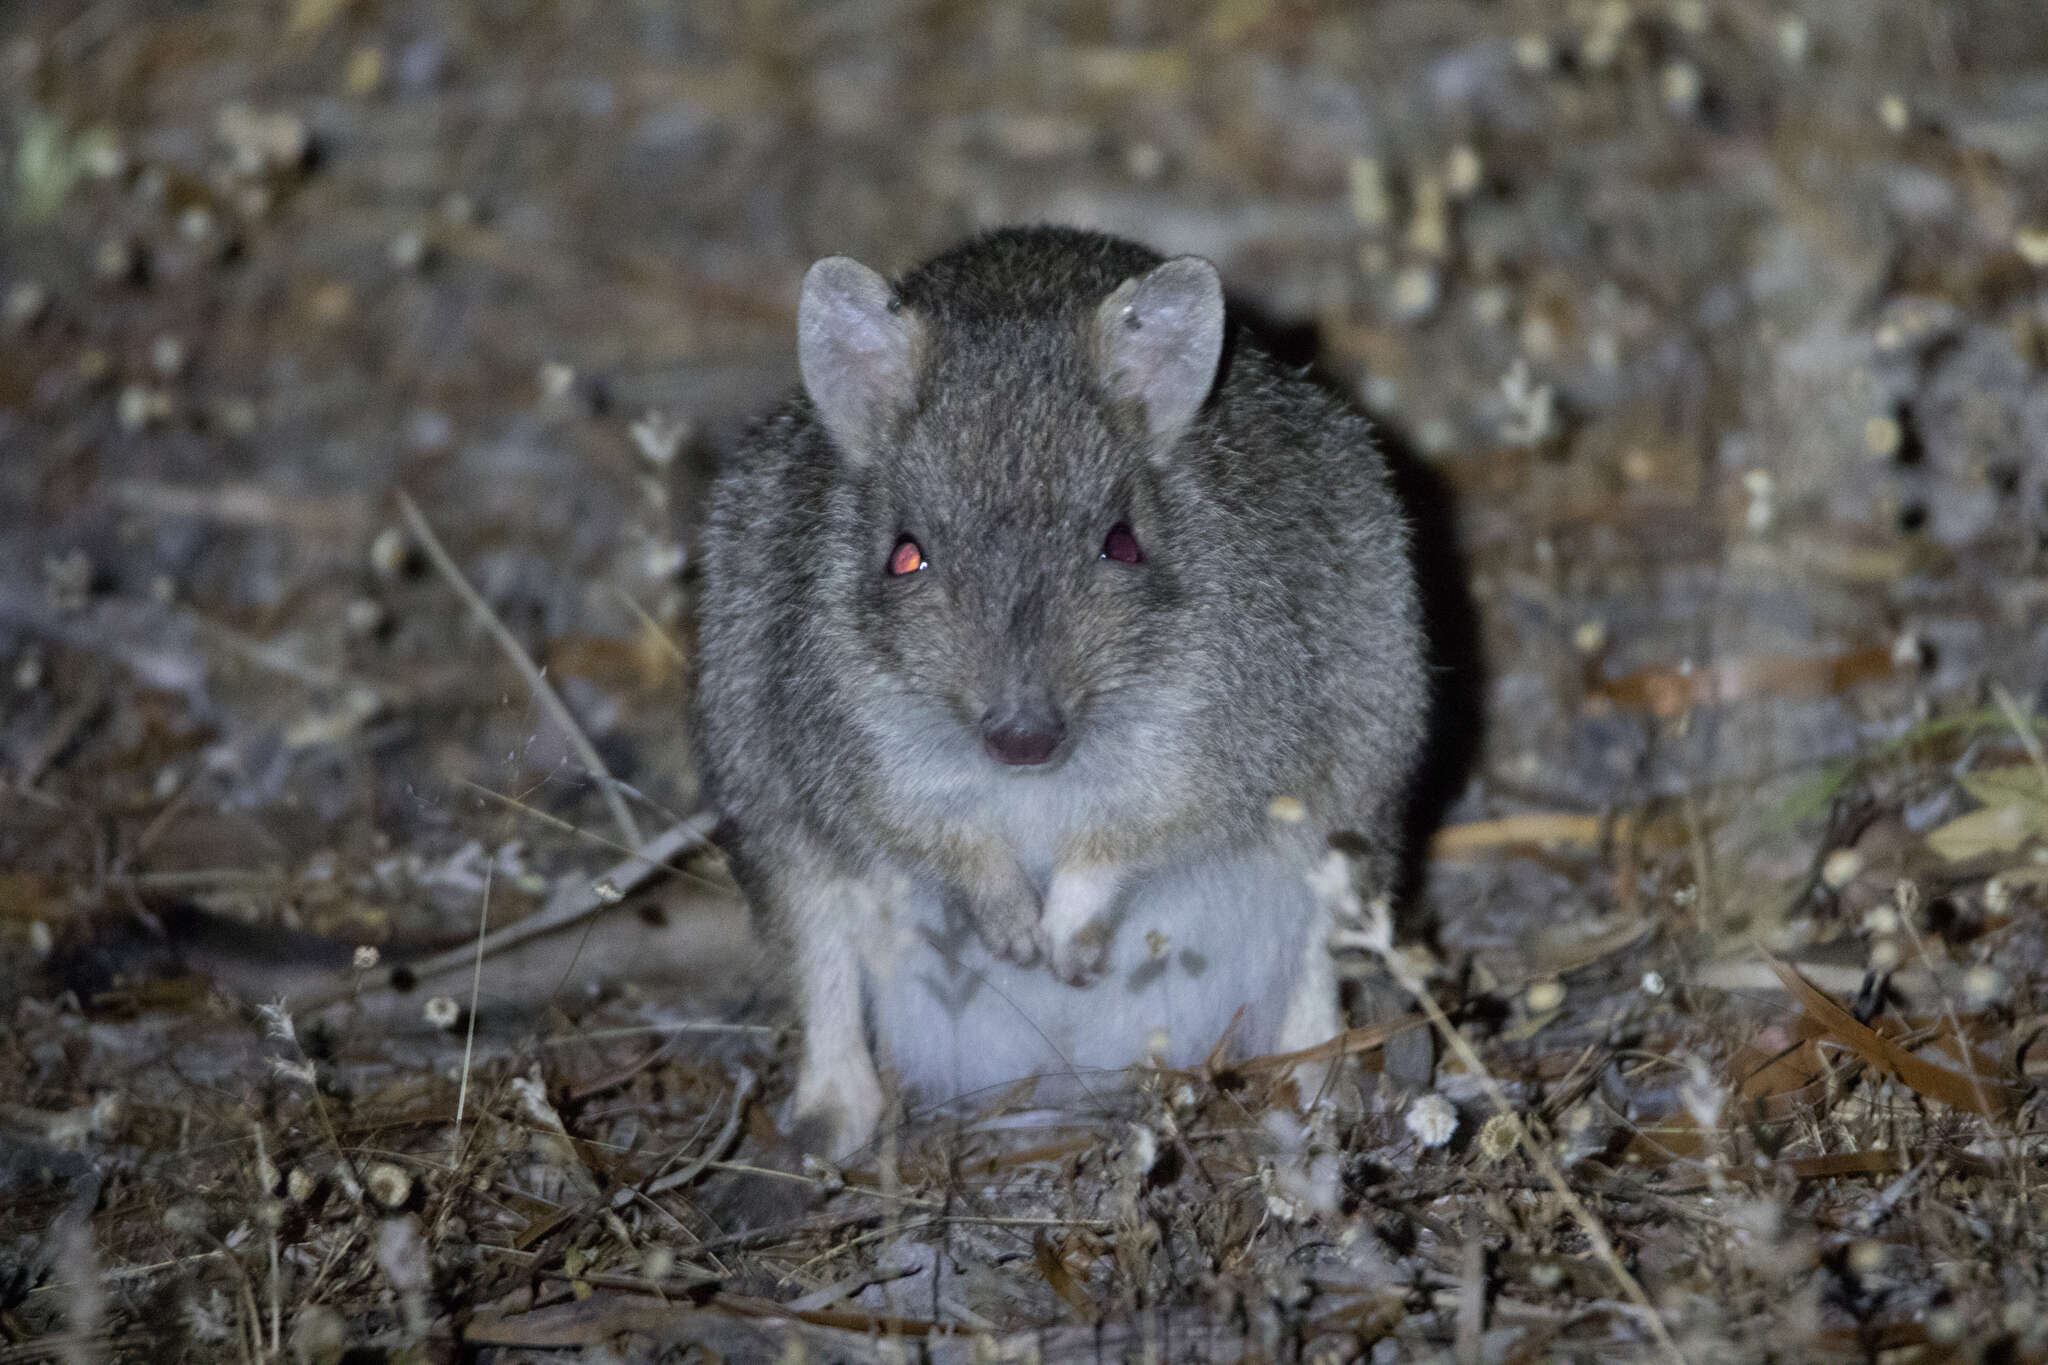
[981,704,1066,767]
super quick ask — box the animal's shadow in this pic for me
[1223,299,1486,930]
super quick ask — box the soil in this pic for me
[3,1,2047,1361]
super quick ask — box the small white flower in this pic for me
[365,1162,412,1209]
[1445,144,1483,199]
[1389,264,1440,323]
[389,229,427,270]
[2017,225,2048,269]
[1776,16,1809,63]
[1476,1112,1519,1162]
[1963,966,2004,1008]
[369,526,410,579]
[538,361,577,402]
[1741,468,1776,533]
[1660,61,1701,114]
[1821,848,1864,890]
[1405,1094,1458,1148]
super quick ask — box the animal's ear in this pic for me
[798,256,925,464]
[1094,255,1225,446]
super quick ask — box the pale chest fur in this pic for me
[852,843,1329,1104]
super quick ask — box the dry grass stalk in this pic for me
[396,489,644,850]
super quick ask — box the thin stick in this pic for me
[542,1021,775,1044]
[627,1068,760,1203]
[457,779,725,895]
[1893,897,2016,1202]
[610,583,687,665]
[1233,1015,1423,1074]
[1992,682,2048,780]
[790,1214,1114,1282]
[396,490,643,850]
[453,863,493,1166]
[290,811,712,1013]
[251,1123,280,1359]
[1680,784,1719,925]
[1403,977,1687,1364]
[26,1250,227,1296]
[1332,865,1687,1364]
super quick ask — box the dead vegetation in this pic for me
[5,0,2048,1360]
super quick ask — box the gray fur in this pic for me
[691,226,1428,1157]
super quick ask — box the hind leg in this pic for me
[773,859,888,1160]
[1264,899,1346,1215]
[1275,902,1343,1104]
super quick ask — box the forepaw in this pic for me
[1046,918,1111,986]
[968,889,1045,967]
[1041,863,1122,985]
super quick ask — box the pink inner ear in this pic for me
[1102,523,1144,564]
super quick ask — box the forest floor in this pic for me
[4,1,2048,1361]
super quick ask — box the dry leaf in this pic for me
[1959,764,2048,807]
[1034,1232,1098,1321]
[1432,813,1603,856]
[1927,765,2048,861]
[1764,954,2025,1117]
[1593,644,1897,718]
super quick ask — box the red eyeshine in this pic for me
[887,537,925,576]
[1101,523,1143,564]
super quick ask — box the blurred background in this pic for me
[4,0,2044,955]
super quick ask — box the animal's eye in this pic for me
[1100,522,1144,565]
[887,536,926,576]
